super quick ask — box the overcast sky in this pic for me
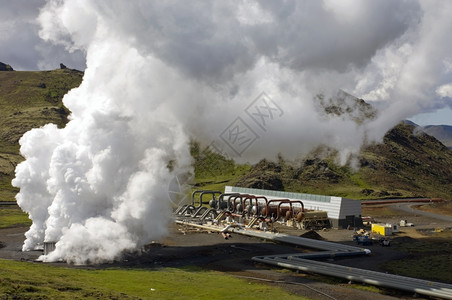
[0,0,86,71]
[1,0,451,126]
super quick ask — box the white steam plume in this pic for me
[13,0,452,264]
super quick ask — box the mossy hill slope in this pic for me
[229,122,452,200]
[0,68,83,201]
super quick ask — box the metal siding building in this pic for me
[225,186,362,228]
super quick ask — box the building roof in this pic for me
[227,186,331,203]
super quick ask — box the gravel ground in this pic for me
[1,203,451,300]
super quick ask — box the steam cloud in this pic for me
[12,0,452,264]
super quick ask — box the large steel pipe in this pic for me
[191,190,221,208]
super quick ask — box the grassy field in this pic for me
[189,142,251,197]
[383,253,452,283]
[382,233,452,284]
[0,207,31,228]
[0,260,307,300]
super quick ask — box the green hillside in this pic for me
[358,123,452,199]
[192,128,452,202]
[0,68,83,201]
[196,122,452,201]
[0,67,451,203]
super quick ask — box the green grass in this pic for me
[391,237,452,254]
[381,236,452,283]
[349,173,368,189]
[0,208,31,228]
[276,268,386,295]
[0,260,308,299]
[0,177,19,203]
[382,254,452,284]
[191,142,251,193]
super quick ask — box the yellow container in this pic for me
[371,223,392,236]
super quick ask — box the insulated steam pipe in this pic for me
[277,200,294,219]
[191,190,221,208]
[216,193,241,210]
[230,194,249,213]
[199,191,221,208]
[243,196,268,216]
[286,200,304,221]
[191,190,204,206]
[264,199,291,219]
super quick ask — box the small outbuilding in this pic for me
[371,223,399,236]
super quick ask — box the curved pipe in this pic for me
[231,194,245,213]
[277,200,293,219]
[287,200,304,222]
[227,194,250,213]
[191,190,204,206]
[217,193,241,210]
[288,200,304,218]
[262,199,305,220]
[264,199,291,219]
[199,190,222,208]
[191,190,221,208]
[289,200,304,213]
[227,194,246,211]
[277,200,304,220]
[243,195,268,216]
[242,196,255,215]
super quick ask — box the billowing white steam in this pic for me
[13,0,452,264]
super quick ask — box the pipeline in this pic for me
[175,219,452,299]
[192,190,222,208]
[175,192,327,231]
[252,255,452,299]
[361,198,443,206]
[212,193,241,210]
[231,274,338,300]
[243,195,268,216]
[176,190,222,217]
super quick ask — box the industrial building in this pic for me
[224,186,362,228]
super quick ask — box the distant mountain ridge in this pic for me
[420,125,452,150]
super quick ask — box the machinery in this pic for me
[174,190,330,231]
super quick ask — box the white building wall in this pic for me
[336,197,362,218]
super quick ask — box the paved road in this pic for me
[0,201,17,206]
[362,198,452,224]
[393,203,452,223]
